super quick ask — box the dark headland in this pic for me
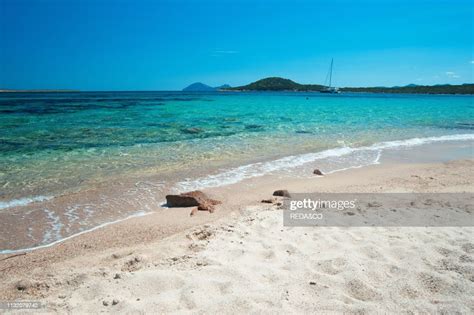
[222,77,474,94]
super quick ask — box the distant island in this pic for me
[225,77,325,92]
[223,77,474,94]
[182,82,231,92]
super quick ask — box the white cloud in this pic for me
[470,60,474,64]
[445,71,460,79]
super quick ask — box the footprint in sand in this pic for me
[437,258,474,279]
[417,272,450,294]
[461,243,474,254]
[121,256,146,272]
[396,284,420,299]
[384,264,408,277]
[360,246,384,260]
[316,257,348,275]
[458,254,473,263]
[435,246,456,257]
[345,279,382,301]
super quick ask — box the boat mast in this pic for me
[329,58,333,88]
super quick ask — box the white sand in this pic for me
[1,160,473,314]
[58,212,473,313]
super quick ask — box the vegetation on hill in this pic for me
[226,77,325,91]
[225,77,474,94]
[341,84,474,94]
[216,84,231,89]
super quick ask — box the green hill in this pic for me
[225,77,474,94]
[227,77,325,91]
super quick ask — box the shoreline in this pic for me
[2,89,473,95]
[0,157,472,312]
[4,149,472,260]
[221,90,474,95]
[1,134,473,253]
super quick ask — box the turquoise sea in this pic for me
[0,91,473,251]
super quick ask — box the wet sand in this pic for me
[0,157,473,313]
[2,137,472,252]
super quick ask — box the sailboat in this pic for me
[320,58,340,93]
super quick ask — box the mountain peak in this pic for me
[182,82,231,91]
[182,82,215,91]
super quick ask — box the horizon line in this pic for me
[2,81,474,93]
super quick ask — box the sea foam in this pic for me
[175,133,474,192]
[0,211,151,255]
[1,133,472,254]
[0,195,54,210]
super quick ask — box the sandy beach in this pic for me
[2,0,473,313]
[1,157,473,314]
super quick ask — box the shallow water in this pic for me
[0,91,473,251]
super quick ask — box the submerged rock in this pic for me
[313,169,324,176]
[245,124,263,130]
[166,190,221,213]
[182,127,203,134]
[273,190,291,198]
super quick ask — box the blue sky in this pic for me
[0,0,472,90]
